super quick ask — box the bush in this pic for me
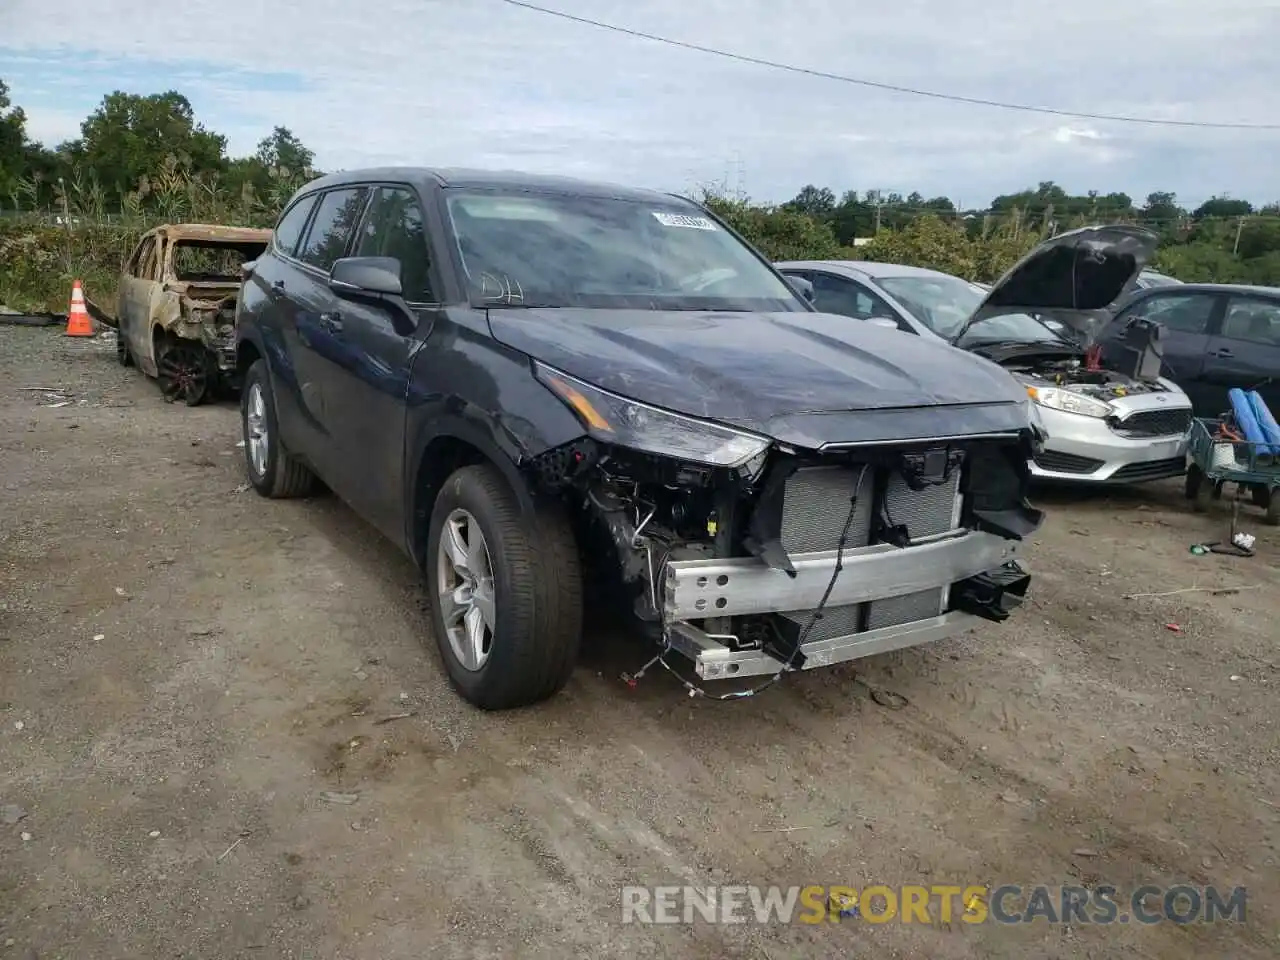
[1,155,307,313]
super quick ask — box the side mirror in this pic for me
[866,316,899,330]
[330,256,404,298]
[785,276,814,303]
[328,256,417,334]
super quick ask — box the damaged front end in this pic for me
[173,291,240,378]
[526,362,1043,682]
[150,287,241,406]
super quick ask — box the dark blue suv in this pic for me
[234,167,1040,710]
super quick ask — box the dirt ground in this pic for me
[0,325,1276,960]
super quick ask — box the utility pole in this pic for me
[57,176,72,273]
[1233,217,1246,256]
[873,191,883,234]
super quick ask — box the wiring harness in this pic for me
[623,466,869,701]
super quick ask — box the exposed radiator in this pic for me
[776,463,963,639]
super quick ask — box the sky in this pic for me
[2,0,1279,209]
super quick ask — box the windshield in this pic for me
[876,274,1065,344]
[172,240,266,283]
[443,188,803,311]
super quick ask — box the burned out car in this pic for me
[116,224,271,404]
[235,168,1044,710]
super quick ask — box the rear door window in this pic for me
[1126,292,1216,334]
[297,188,370,272]
[811,273,895,321]
[273,194,318,258]
[1221,296,1280,346]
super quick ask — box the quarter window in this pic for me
[354,186,434,302]
[298,188,370,271]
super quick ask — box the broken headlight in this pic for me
[1026,385,1111,420]
[534,361,770,468]
[1023,395,1047,451]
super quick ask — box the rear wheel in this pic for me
[115,320,133,367]
[425,464,583,710]
[240,358,315,498]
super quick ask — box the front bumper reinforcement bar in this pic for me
[662,530,1019,620]
[660,530,1028,680]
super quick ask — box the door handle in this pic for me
[319,311,344,334]
[1212,347,1234,359]
[270,279,286,297]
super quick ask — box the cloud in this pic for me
[1051,128,1103,144]
[2,0,1278,206]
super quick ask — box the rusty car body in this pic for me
[116,223,270,404]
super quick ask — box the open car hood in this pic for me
[951,225,1158,347]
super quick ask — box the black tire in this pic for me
[425,463,583,710]
[1265,488,1280,527]
[240,358,315,499]
[1251,484,1271,508]
[1185,463,1209,511]
[116,320,133,367]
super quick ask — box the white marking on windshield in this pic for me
[651,212,718,230]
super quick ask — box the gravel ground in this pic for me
[1,325,1277,959]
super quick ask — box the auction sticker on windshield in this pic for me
[652,212,718,230]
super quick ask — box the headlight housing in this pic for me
[1026,385,1111,420]
[534,361,770,468]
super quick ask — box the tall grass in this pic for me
[0,156,311,313]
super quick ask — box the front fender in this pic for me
[403,334,587,566]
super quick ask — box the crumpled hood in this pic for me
[957,224,1159,347]
[488,307,1028,438]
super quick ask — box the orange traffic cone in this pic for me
[64,280,94,337]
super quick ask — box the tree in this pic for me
[62,91,227,202]
[1193,195,1253,219]
[0,79,28,193]
[783,185,836,218]
[860,215,978,278]
[254,126,314,176]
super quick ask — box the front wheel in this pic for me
[425,464,583,710]
[157,339,211,406]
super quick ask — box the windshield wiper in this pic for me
[964,338,1079,352]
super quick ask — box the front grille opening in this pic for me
[1034,450,1104,474]
[771,459,963,641]
[1111,408,1193,438]
[1109,457,1186,482]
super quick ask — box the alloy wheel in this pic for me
[436,508,497,671]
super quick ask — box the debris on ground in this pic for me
[1,804,28,825]
[373,711,416,725]
[320,792,360,805]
